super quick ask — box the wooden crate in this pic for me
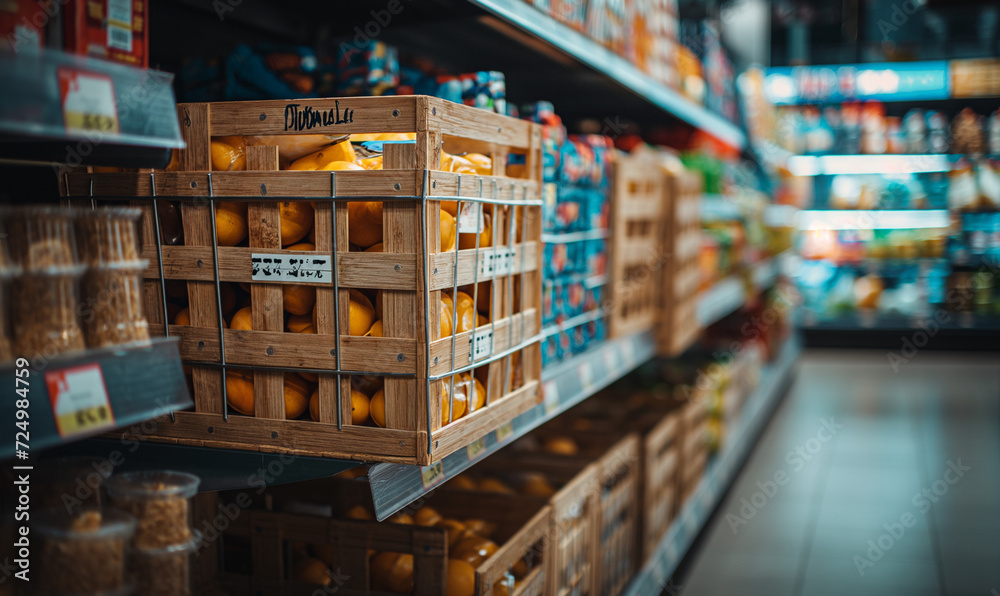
[678,390,710,503]
[444,454,600,596]
[513,428,640,596]
[608,151,668,339]
[213,480,551,596]
[658,171,702,355]
[63,96,544,465]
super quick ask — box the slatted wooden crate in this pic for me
[658,171,703,355]
[446,451,601,596]
[678,390,710,503]
[62,96,543,465]
[608,151,668,339]
[212,479,551,596]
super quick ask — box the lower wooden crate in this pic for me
[657,171,702,356]
[608,151,668,339]
[637,411,681,563]
[212,485,551,596]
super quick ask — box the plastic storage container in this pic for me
[11,265,87,358]
[75,207,143,265]
[81,261,151,348]
[106,471,200,549]
[34,508,136,595]
[6,206,79,269]
[128,531,200,596]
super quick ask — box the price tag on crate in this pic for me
[57,68,120,136]
[420,461,446,490]
[46,364,114,438]
[466,437,487,462]
[469,327,494,362]
[458,202,484,233]
[495,422,514,444]
[251,253,332,283]
[478,248,516,277]
[543,380,560,415]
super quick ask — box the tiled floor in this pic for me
[677,349,1000,596]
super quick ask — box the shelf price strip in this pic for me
[420,461,446,490]
[46,363,114,438]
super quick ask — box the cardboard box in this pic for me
[64,0,148,67]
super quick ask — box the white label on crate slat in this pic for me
[458,202,485,233]
[478,247,517,277]
[420,461,445,490]
[543,380,560,415]
[466,437,487,462]
[469,327,494,361]
[251,253,332,283]
[47,364,115,438]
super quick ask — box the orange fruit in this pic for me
[467,377,486,415]
[512,558,529,580]
[521,473,556,498]
[359,155,383,170]
[463,519,496,538]
[336,467,366,480]
[414,507,442,527]
[321,160,364,171]
[478,477,515,495]
[350,133,382,142]
[441,209,456,252]
[287,314,314,333]
[347,202,383,248]
[542,436,579,456]
[173,308,190,326]
[452,536,499,567]
[284,374,312,419]
[369,388,385,427]
[441,299,454,338]
[352,374,383,397]
[313,544,335,567]
[308,389,369,425]
[371,552,414,593]
[210,137,246,171]
[449,475,478,491]
[464,153,493,175]
[436,519,468,546]
[375,132,416,141]
[441,152,475,174]
[366,320,383,337]
[365,242,384,253]
[282,243,317,315]
[215,202,248,246]
[453,291,476,333]
[459,210,492,250]
[230,306,253,331]
[441,376,468,424]
[493,580,513,596]
[288,140,358,170]
[388,512,414,525]
[348,289,376,336]
[446,559,477,596]
[225,371,255,415]
[346,505,372,520]
[279,201,314,246]
[293,557,331,586]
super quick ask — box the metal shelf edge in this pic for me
[624,334,802,595]
[365,330,656,520]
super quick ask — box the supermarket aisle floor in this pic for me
[677,350,1000,596]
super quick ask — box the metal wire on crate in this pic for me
[329,171,344,430]
[206,173,230,422]
[148,173,177,424]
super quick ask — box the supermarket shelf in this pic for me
[366,330,656,520]
[800,310,1000,332]
[764,204,800,228]
[696,256,782,327]
[0,50,184,168]
[700,195,743,222]
[540,308,606,339]
[2,338,192,461]
[787,154,953,176]
[624,334,802,596]
[541,229,610,243]
[52,440,357,492]
[465,0,746,148]
[797,209,951,230]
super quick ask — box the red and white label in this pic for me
[58,68,120,136]
[47,364,114,438]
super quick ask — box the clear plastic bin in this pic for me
[81,260,151,348]
[75,207,142,265]
[128,531,200,596]
[34,509,136,595]
[106,471,200,549]
[6,206,79,269]
[11,265,87,358]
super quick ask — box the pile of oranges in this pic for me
[288,503,533,595]
[449,471,559,499]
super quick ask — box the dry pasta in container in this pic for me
[11,265,87,359]
[33,508,136,595]
[75,207,143,265]
[81,260,151,348]
[6,206,79,269]
[106,471,200,550]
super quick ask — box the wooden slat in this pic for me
[426,97,535,150]
[206,96,419,136]
[427,241,538,290]
[246,145,286,421]
[428,380,539,461]
[133,412,419,461]
[177,103,211,171]
[426,171,538,202]
[428,310,537,377]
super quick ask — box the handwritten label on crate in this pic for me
[469,327,494,362]
[458,202,485,233]
[478,247,517,277]
[495,422,514,444]
[57,68,120,136]
[466,437,487,462]
[420,461,446,490]
[543,380,560,415]
[46,364,114,438]
[251,254,332,283]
